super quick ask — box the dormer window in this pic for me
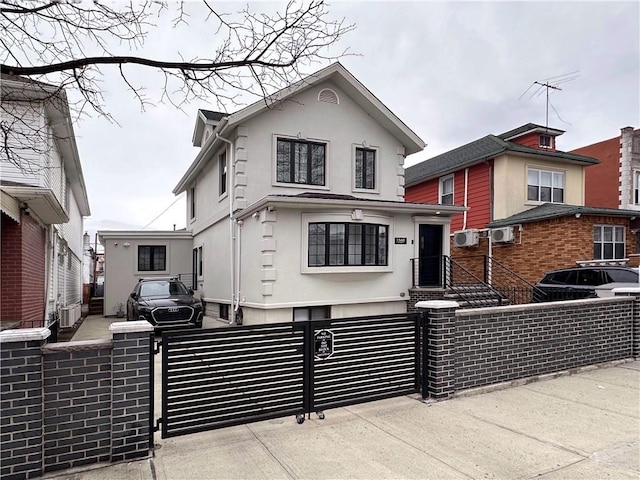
[539,134,552,148]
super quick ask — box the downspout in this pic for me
[462,168,469,230]
[215,132,237,324]
[44,225,52,323]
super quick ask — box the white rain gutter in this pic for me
[462,168,469,230]
[215,132,238,324]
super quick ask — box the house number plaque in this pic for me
[314,329,334,360]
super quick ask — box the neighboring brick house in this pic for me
[404,123,638,285]
[570,126,640,210]
[0,75,91,329]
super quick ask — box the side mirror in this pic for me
[130,292,137,299]
[188,288,194,295]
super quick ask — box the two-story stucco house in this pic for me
[405,123,638,285]
[173,63,465,325]
[1,75,91,328]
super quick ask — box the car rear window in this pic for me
[606,269,639,283]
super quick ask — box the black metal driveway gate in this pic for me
[158,313,423,438]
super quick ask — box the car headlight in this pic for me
[138,306,151,314]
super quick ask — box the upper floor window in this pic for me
[593,225,624,260]
[355,147,376,189]
[276,138,326,186]
[527,168,564,203]
[539,135,552,148]
[189,186,196,219]
[64,181,70,211]
[308,222,387,267]
[634,171,640,204]
[138,245,166,271]
[219,151,227,196]
[439,174,454,205]
[632,135,640,154]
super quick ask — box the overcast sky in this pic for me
[74,1,639,245]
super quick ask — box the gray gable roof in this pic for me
[200,109,226,122]
[497,123,564,140]
[488,203,638,228]
[405,132,600,187]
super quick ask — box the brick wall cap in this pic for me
[0,327,50,343]
[613,287,640,294]
[43,338,112,353]
[415,300,459,309]
[109,320,154,334]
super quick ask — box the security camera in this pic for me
[23,208,30,216]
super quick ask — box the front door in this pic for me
[418,224,442,287]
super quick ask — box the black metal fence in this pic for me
[159,313,423,438]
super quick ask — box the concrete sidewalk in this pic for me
[44,360,639,480]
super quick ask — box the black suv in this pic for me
[534,266,638,302]
[126,277,203,330]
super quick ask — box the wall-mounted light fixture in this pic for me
[123,242,131,248]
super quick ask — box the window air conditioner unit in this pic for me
[60,307,73,327]
[453,229,479,248]
[491,226,515,243]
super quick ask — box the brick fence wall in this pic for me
[0,321,154,480]
[419,295,639,399]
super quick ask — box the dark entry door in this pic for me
[418,224,442,287]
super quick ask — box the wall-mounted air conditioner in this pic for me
[491,226,515,243]
[60,307,73,327]
[453,229,479,248]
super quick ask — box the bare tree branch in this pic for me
[0,0,354,173]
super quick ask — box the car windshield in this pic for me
[139,281,188,297]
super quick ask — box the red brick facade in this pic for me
[451,214,636,284]
[571,136,620,208]
[1,212,47,327]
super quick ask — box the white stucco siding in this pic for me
[238,208,418,323]
[0,101,46,185]
[493,153,585,220]
[236,80,407,206]
[188,147,230,235]
[193,220,232,304]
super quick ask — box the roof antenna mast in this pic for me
[519,71,579,129]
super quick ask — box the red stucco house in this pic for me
[404,123,638,288]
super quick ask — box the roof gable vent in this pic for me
[318,88,339,104]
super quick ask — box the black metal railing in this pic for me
[411,255,548,306]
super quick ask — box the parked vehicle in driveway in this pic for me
[534,266,639,301]
[126,277,203,330]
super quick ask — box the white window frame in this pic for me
[189,185,196,220]
[439,174,454,205]
[219,150,228,200]
[301,213,393,274]
[539,134,552,148]
[593,225,625,260]
[527,167,565,204]
[634,171,640,205]
[352,144,379,193]
[272,134,330,191]
[135,243,169,274]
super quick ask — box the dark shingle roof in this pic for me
[200,109,227,121]
[488,203,639,228]
[405,134,599,187]
[497,123,564,140]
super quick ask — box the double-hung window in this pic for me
[527,168,564,203]
[634,171,640,204]
[138,245,166,271]
[308,222,388,267]
[439,174,454,205]
[276,138,326,186]
[593,225,625,260]
[539,135,552,148]
[355,148,376,189]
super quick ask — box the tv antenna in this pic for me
[519,71,579,129]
